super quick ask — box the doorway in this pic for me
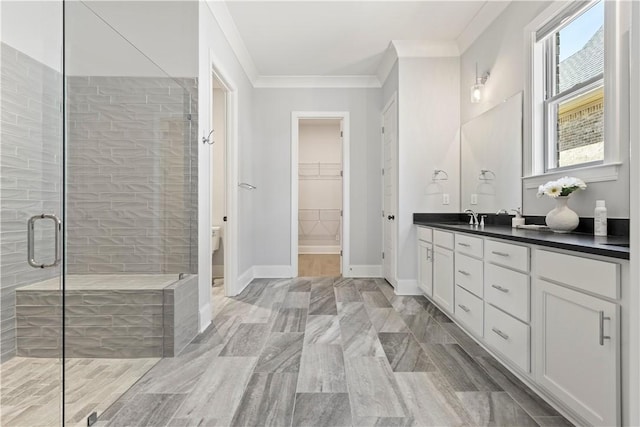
[382,94,398,287]
[211,75,227,290]
[291,112,350,277]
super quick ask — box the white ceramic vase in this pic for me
[545,196,579,233]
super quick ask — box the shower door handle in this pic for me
[27,214,62,269]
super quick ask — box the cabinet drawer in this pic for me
[417,227,433,243]
[455,253,483,297]
[455,233,483,258]
[434,230,454,250]
[536,250,619,299]
[485,303,530,372]
[485,240,529,272]
[454,285,483,337]
[485,263,530,322]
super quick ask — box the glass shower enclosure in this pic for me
[0,1,198,425]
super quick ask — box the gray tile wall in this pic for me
[0,43,63,362]
[15,277,198,358]
[16,288,164,358]
[66,76,199,275]
[163,274,198,356]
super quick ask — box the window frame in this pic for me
[544,73,604,172]
[540,2,605,173]
[523,0,626,189]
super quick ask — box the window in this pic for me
[539,1,604,171]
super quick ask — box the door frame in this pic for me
[382,93,398,287]
[291,111,350,277]
[207,50,238,299]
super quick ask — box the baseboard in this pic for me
[234,267,254,296]
[394,279,422,296]
[198,303,212,333]
[212,265,224,278]
[253,265,294,278]
[344,265,382,278]
[299,245,341,254]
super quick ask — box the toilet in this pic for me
[211,226,221,254]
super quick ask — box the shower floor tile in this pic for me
[0,356,159,427]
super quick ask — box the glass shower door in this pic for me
[0,1,65,426]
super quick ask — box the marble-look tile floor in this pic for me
[97,277,574,427]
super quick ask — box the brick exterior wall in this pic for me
[557,100,604,152]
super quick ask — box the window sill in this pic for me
[523,162,622,189]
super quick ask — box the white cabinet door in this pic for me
[535,279,619,426]
[433,246,454,313]
[418,241,433,297]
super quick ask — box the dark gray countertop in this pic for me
[414,221,630,260]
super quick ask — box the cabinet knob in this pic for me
[387,215,395,220]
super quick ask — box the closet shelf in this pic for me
[299,162,342,180]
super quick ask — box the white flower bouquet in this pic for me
[537,176,587,198]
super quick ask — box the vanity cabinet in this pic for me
[534,250,620,427]
[432,230,454,314]
[415,226,626,426]
[417,228,433,297]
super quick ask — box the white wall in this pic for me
[1,1,63,71]
[252,88,382,269]
[299,122,342,164]
[66,1,198,77]
[461,1,631,218]
[629,3,640,424]
[396,57,460,281]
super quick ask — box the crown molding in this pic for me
[207,1,510,89]
[456,1,511,54]
[254,75,381,89]
[392,40,460,58]
[205,0,259,84]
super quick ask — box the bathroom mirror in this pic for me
[461,91,522,213]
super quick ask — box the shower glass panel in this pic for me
[63,2,198,424]
[0,1,64,426]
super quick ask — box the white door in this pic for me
[535,279,619,426]
[418,241,433,297]
[433,246,454,313]
[382,96,397,286]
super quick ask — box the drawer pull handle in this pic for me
[457,242,471,247]
[457,270,470,276]
[491,327,509,340]
[457,304,470,313]
[491,251,510,257]
[491,284,509,293]
[599,311,611,346]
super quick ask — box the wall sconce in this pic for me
[470,63,490,103]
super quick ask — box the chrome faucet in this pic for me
[464,209,479,226]
[496,208,509,215]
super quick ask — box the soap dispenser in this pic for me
[511,208,525,228]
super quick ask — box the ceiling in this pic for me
[221,1,504,82]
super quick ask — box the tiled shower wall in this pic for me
[0,43,63,362]
[66,76,198,274]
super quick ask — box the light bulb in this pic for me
[470,83,483,103]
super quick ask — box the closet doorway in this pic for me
[291,113,350,278]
